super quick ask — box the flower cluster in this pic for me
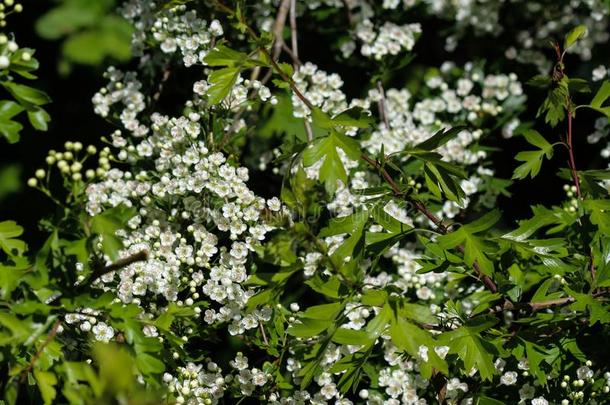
[0,33,25,70]
[92,68,148,137]
[12,0,610,404]
[292,62,348,119]
[151,6,223,67]
[27,141,102,189]
[359,63,523,160]
[354,20,421,60]
[0,0,23,29]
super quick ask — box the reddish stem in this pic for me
[361,154,498,293]
[567,109,582,199]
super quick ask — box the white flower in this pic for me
[320,383,337,399]
[577,366,593,380]
[418,345,429,362]
[92,322,115,343]
[593,65,607,81]
[434,346,449,359]
[531,397,548,405]
[267,197,281,211]
[500,371,517,385]
[519,383,535,400]
[0,55,10,69]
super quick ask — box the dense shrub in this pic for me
[1,1,610,404]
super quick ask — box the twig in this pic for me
[272,0,291,59]
[212,0,314,111]
[257,0,291,86]
[46,250,150,306]
[341,0,355,26]
[20,319,62,382]
[74,250,148,294]
[289,0,299,61]
[83,250,149,288]
[288,0,312,142]
[566,109,582,199]
[377,81,390,129]
[260,323,269,345]
[490,288,610,315]
[589,247,597,286]
[212,0,497,294]
[153,68,172,102]
[361,154,498,293]
[553,42,581,199]
[281,42,302,66]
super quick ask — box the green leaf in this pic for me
[259,94,325,142]
[477,396,506,405]
[1,82,51,106]
[35,4,101,40]
[564,25,587,50]
[437,210,500,276]
[0,257,30,299]
[319,210,368,237]
[93,343,137,392]
[332,328,372,346]
[568,289,610,325]
[287,318,332,337]
[390,320,448,377]
[0,100,25,143]
[0,117,23,143]
[0,312,32,344]
[207,67,240,105]
[204,45,266,68]
[27,108,51,131]
[587,80,610,116]
[330,106,374,128]
[527,75,552,88]
[415,126,466,151]
[537,84,567,127]
[34,369,58,405]
[90,205,135,260]
[204,45,249,67]
[153,303,195,330]
[301,302,343,320]
[0,100,25,119]
[0,220,26,256]
[135,352,165,374]
[524,340,550,385]
[583,199,610,234]
[591,81,610,108]
[424,161,466,204]
[302,131,360,193]
[503,205,566,241]
[305,275,345,299]
[439,318,497,381]
[512,129,554,179]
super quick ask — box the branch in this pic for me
[20,319,62,382]
[494,288,610,314]
[289,0,299,61]
[376,81,390,129]
[341,0,355,26]
[287,0,312,142]
[272,0,291,59]
[211,0,499,294]
[212,0,314,111]
[361,154,498,293]
[566,109,582,199]
[84,250,149,288]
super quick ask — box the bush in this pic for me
[1,1,610,404]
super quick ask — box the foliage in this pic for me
[1,1,610,405]
[35,0,133,74]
